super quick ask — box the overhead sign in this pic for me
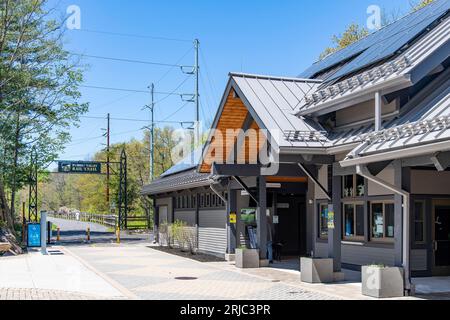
[27,223,41,247]
[58,161,102,174]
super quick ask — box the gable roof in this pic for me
[299,0,450,82]
[297,13,450,116]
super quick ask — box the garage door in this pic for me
[198,209,227,255]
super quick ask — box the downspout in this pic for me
[356,164,411,294]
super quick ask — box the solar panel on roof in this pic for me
[160,147,203,177]
[299,0,450,81]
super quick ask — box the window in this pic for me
[342,175,365,198]
[343,202,365,240]
[371,202,395,241]
[319,204,329,239]
[414,201,426,243]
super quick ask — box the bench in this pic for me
[0,242,12,253]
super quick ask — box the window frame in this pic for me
[370,201,395,243]
[413,200,426,244]
[318,203,329,240]
[342,174,365,199]
[342,201,365,241]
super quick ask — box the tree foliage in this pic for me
[319,23,369,60]
[0,0,87,229]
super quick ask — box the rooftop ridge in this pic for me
[229,72,322,83]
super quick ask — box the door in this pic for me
[432,200,450,276]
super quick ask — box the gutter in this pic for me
[356,164,411,295]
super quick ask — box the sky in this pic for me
[48,0,420,167]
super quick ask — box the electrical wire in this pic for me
[80,84,188,96]
[73,28,192,43]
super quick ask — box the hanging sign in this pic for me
[327,205,335,230]
[229,212,237,224]
[27,223,41,247]
[58,161,102,174]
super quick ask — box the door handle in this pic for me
[433,241,438,252]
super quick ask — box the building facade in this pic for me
[142,0,450,294]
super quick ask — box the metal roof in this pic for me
[160,147,203,177]
[297,14,450,116]
[342,73,450,164]
[142,168,211,195]
[299,0,450,82]
[230,73,327,148]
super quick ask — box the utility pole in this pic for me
[106,113,110,206]
[149,83,155,183]
[194,39,200,148]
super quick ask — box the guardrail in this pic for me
[48,212,118,229]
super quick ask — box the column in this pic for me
[328,173,342,272]
[257,176,267,260]
[227,188,237,254]
[393,160,403,267]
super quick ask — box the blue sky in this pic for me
[50,0,419,164]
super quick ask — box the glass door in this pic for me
[432,200,450,276]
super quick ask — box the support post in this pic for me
[375,91,382,131]
[227,188,237,254]
[194,39,200,147]
[328,172,342,272]
[393,160,403,267]
[40,211,47,255]
[257,176,267,260]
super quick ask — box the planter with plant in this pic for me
[361,264,404,298]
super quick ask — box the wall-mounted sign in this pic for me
[277,203,290,209]
[327,205,335,230]
[273,215,279,224]
[58,161,102,174]
[241,190,249,196]
[229,212,237,224]
[27,223,41,247]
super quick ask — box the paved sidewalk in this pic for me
[68,244,342,300]
[0,288,103,300]
[0,247,126,300]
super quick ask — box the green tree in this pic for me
[319,23,369,60]
[0,0,88,229]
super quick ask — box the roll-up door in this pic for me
[198,209,227,255]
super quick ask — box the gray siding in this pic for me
[198,209,227,255]
[174,210,196,226]
[341,243,395,266]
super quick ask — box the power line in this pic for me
[160,101,191,122]
[72,28,192,43]
[72,53,193,69]
[80,84,189,96]
[79,115,185,125]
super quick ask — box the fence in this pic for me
[48,212,118,229]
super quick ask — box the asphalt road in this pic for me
[48,217,152,245]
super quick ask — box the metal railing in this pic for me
[48,212,118,229]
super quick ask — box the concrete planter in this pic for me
[300,257,334,284]
[235,249,260,269]
[362,266,404,298]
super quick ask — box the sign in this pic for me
[27,223,41,247]
[327,205,335,230]
[277,203,290,209]
[229,212,237,224]
[58,161,102,174]
[273,215,279,224]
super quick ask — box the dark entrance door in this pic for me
[433,200,450,276]
[274,194,306,257]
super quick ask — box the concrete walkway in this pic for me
[0,247,127,299]
[68,244,341,300]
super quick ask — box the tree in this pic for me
[319,23,369,60]
[0,0,87,229]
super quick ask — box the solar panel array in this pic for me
[299,0,450,82]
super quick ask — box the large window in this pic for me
[414,201,426,243]
[319,204,329,239]
[343,202,364,240]
[342,175,365,198]
[371,202,395,241]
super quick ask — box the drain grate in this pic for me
[48,250,64,256]
[174,277,198,281]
